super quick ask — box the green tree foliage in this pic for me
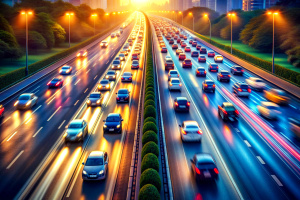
[0,30,19,48]
[0,15,14,34]
[52,23,66,46]
[248,22,273,52]
[240,15,264,44]
[138,184,160,200]
[15,30,47,49]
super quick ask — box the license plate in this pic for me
[204,171,211,178]
[179,105,186,108]
[90,175,97,178]
[92,103,96,105]
[109,129,114,131]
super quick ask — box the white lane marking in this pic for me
[1,117,11,125]
[74,100,79,106]
[34,90,40,94]
[244,140,251,147]
[235,128,240,132]
[33,127,43,138]
[106,61,109,64]
[47,106,61,122]
[84,88,88,93]
[256,156,265,164]
[7,131,17,142]
[33,105,42,114]
[25,118,32,124]
[86,69,91,74]
[271,175,283,186]
[7,150,24,169]
[94,75,98,80]
[93,63,96,67]
[58,120,66,129]
[47,97,56,105]
[74,79,81,86]
[289,104,297,109]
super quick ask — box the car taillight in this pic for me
[241,70,244,72]
[117,97,120,100]
[187,102,190,106]
[204,71,207,74]
[205,84,208,87]
[248,88,251,93]
[47,82,51,85]
[170,83,173,86]
[179,83,182,86]
[121,78,125,80]
[177,74,179,77]
[235,110,239,115]
[195,168,201,175]
[228,75,231,77]
[220,74,223,77]
[238,88,243,92]
[182,129,186,135]
[197,71,200,74]
[175,102,178,106]
[55,82,60,86]
[129,77,132,79]
[197,130,202,134]
[213,84,215,87]
[214,168,219,174]
[210,66,212,68]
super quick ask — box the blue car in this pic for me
[103,113,123,134]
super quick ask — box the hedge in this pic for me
[142,141,159,159]
[141,153,159,173]
[143,116,156,125]
[144,94,155,103]
[144,99,155,108]
[143,105,156,119]
[145,91,155,98]
[142,130,158,145]
[142,121,158,134]
[0,16,130,91]
[140,169,161,192]
[138,184,160,200]
[145,87,155,94]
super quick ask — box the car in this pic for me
[218,102,239,121]
[177,38,181,43]
[183,35,187,40]
[168,70,179,80]
[120,49,129,56]
[233,82,251,97]
[190,154,219,181]
[111,33,116,38]
[64,119,88,142]
[192,41,197,47]
[111,60,121,70]
[121,72,133,82]
[116,32,120,37]
[160,42,166,48]
[119,53,126,61]
[128,38,132,43]
[182,59,192,68]
[208,63,219,72]
[165,59,174,70]
[199,47,207,54]
[176,49,183,55]
[131,60,139,69]
[181,42,187,48]
[217,70,231,82]
[189,39,193,44]
[103,113,123,134]
[172,44,178,49]
[98,79,110,91]
[105,70,116,81]
[245,77,266,91]
[77,50,87,57]
[100,41,108,48]
[14,93,38,110]
[179,121,202,142]
[0,104,3,118]
[198,55,206,62]
[257,102,281,120]
[196,44,201,50]
[174,35,178,40]
[207,51,215,57]
[82,151,108,181]
[214,55,223,62]
[168,78,182,91]
[165,55,172,60]
[169,39,174,44]
[179,53,186,60]
[47,77,63,88]
[116,89,130,103]
[289,118,300,139]
[231,65,244,75]
[202,80,215,93]
[191,51,199,57]
[264,89,290,105]
[87,92,103,107]
[174,97,190,112]
[132,53,139,60]
[59,65,72,75]
[195,67,206,77]
[161,47,168,53]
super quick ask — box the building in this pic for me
[200,0,207,7]
[206,0,216,11]
[227,0,243,11]
[216,0,227,14]
[242,0,279,11]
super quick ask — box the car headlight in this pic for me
[99,170,104,175]
[106,76,109,79]
[98,85,102,88]
[14,101,19,106]
[83,170,87,175]
[96,100,101,104]
[113,75,116,78]
[117,124,120,128]
[106,85,109,88]
[77,131,82,137]
[87,100,91,104]
[103,125,107,128]
[26,101,31,106]
[63,133,67,138]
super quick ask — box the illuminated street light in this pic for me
[66,12,74,48]
[268,11,278,74]
[21,10,33,76]
[91,14,97,36]
[227,12,235,54]
[189,12,194,32]
[204,14,211,43]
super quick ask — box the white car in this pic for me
[246,77,266,91]
[257,101,281,120]
[59,65,72,75]
[168,70,179,81]
[214,55,223,62]
[14,93,38,110]
[98,79,110,91]
[168,78,182,91]
[100,41,108,48]
[179,121,202,142]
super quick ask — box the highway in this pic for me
[0,13,140,200]
[150,16,300,200]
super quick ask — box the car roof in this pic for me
[107,70,115,73]
[20,93,33,97]
[169,70,178,73]
[197,67,205,70]
[223,102,233,107]
[88,151,104,158]
[205,80,214,83]
[118,88,129,92]
[176,97,188,101]
[170,78,180,81]
[107,113,120,117]
[123,72,132,75]
[90,92,101,95]
[195,153,215,164]
[220,70,229,73]
[183,121,198,126]
[70,119,84,124]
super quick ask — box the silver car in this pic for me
[168,78,182,91]
[64,119,88,143]
[121,72,133,82]
[87,92,103,107]
[98,79,110,91]
[168,70,179,81]
[105,70,116,81]
[60,65,72,75]
[179,121,202,142]
[111,60,121,70]
[14,93,38,110]
[119,53,126,61]
[82,151,108,181]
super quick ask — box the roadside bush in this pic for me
[141,153,159,173]
[144,94,155,102]
[142,141,159,159]
[138,184,160,200]
[143,117,156,125]
[140,169,161,191]
[142,130,158,145]
[142,121,158,134]
[143,106,156,119]
[145,91,155,98]
[145,87,154,94]
[144,99,155,108]
[145,82,155,89]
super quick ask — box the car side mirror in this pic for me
[103,120,106,122]
[82,162,85,165]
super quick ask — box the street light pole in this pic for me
[268,11,278,74]
[66,12,74,48]
[189,12,194,31]
[21,11,32,76]
[228,13,235,54]
[92,14,97,36]
[204,14,211,43]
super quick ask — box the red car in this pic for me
[172,44,178,49]
[192,41,197,47]
[131,53,139,60]
[184,47,191,52]
[182,59,192,68]
[179,53,186,60]
[196,44,201,50]
[47,77,63,88]
[207,51,215,57]
[177,39,181,43]
[181,42,187,48]
[198,55,206,62]
[189,39,193,44]
[161,47,168,53]
[174,35,178,40]
[0,104,4,118]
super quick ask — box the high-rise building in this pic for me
[227,0,243,11]
[216,0,227,14]
[184,0,193,10]
[200,0,207,7]
[69,0,81,6]
[207,0,216,11]
[242,0,278,11]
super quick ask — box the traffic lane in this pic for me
[164,41,299,198]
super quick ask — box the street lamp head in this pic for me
[189,12,192,16]
[92,14,97,17]
[28,11,33,15]
[179,11,182,14]
[268,11,279,15]
[105,13,109,16]
[21,11,25,15]
[113,12,116,15]
[204,14,208,17]
[228,12,235,17]
[21,11,33,15]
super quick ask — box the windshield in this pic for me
[267,106,279,110]
[240,85,249,89]
[52,78,60,81]
[186,125,198,129]
[221,72,230,75]
[19,95,30,100]
[118,90,128,94]
[107,72,115,75]
[62,66,70,69]
[85,158,103,166]
[177,100,187,104]
[172,80,180,83]
[90,94,100,98]
[225,106,236,112]
[106,116,120,122]
[69,123,83,128]
[123,72,131,76]
[100,80,109,84]
[170,71,177,74]
[113,61,120,64]
[133,61,139,64]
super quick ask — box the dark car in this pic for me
[111,60,121,70]
[198,55,206,62]
[231,65,244,75]
[207,51,215,57]
[165,59,174,70]
[169,39,174,44]
[233,82,251,97]
[103,113,123,134]
[200,47,207,54]
[196,67,206,77]
[202,80,215,93]
[172,44,178,49]
[161,47,168,53]
[174,97,190,112]
[87,92,103,107]
[218,102,239,121]
[208,63,219,72]
[192,41,197,47]
[217,70,231,82]
[191,154,219,181]
[116,89,130,103]
[189,39,193,44]
[196,44,201,50]
[182,59,192,68]
[179,53,186,60]
[191,51,199,57]
[47,77,63,88]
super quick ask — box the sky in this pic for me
[122,0,169,6]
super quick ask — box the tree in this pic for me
[0,15,14,34]
[0,30,19,48]
[52,23,66,46]
[240,15,264,45]
[15,30,47,49]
